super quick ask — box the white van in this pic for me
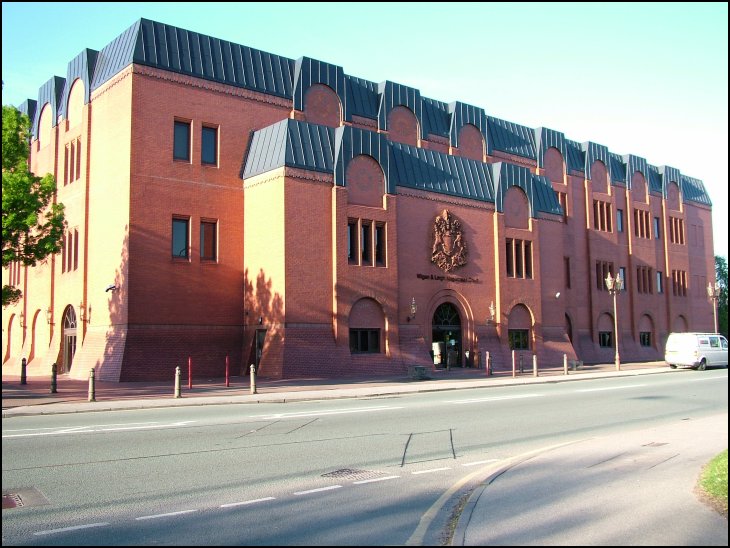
[665,332,729,370]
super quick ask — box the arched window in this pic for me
[508,304,532,350]
[456,124,484,161]
[591,160,609,194]
[303,83,342,127]
[387,106,419,147]
[349,298,385,354]
[346,154,385,207]
[544,147,565,184]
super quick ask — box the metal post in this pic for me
[533,354,538,377]
[519,353,524,373]
[174,366,181,398]
[250,364,257,394]
[486,351,491,376]
[612,292,621,371]
[88,368,96,402]
[563,353,568,375]
[512,350,516,378]
[50,363,57,394]
[188,356,192,389]
[225,355,230,387]
[20,357,27,385]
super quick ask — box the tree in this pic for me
[715,255,728,337]
[2,104,65,306]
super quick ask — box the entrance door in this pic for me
[62,306,77,373]
[432,303,462,367]
[255,329,267,368]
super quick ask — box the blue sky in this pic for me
[3,2,727,259]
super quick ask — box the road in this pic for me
[2,369,727,545]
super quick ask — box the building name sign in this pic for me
[417,273,481,284]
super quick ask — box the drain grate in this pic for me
[322,468,388,482]
[2,488,49,509]
[2,493,23,509]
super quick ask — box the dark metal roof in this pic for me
[90,19,141,91]
[32,76,65,137]
[680,175,712,206]
[104,18,296,99]
[623,154,648,188]
[609,153,626,185]
[18,99,37,126]
[334,126,392,192]
[492,162,562,217]
[377,81,425,139]
[242,119,335,179]
[582,142,610,180]
[345,75,378,119]
[390,142,494,202]
[60,49,98,119]
[535,127,566,169]
[565,139,585,173]
[449,102,488,149]
[647,165,663,195]
[487,116,536,159]
[293,57,347,119]
[421,97,450,139]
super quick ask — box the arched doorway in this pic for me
[432,303,461,367]
[61,306,78,373]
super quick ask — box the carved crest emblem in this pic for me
[431,209,467,272]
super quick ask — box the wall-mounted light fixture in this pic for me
[79,301,88,323]
[407,297,417,321]
[19,311,26,328]
[46,307,54,325]
[258,316,263,325]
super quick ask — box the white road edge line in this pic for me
[34,523,109,536]
[293,485,342,495]
[412,467,451,475]
[136,509,199,520]
[353,475,401,484]
[220,497,276,508]
[577,384,646,392]
[462,459,500,466]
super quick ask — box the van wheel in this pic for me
[698,359,707,371]
[669,364,677,369]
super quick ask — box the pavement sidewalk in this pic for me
[3,361,669,417]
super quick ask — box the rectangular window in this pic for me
[619,267,627,292]
[656,271,663,293]
[75,139,81,181]
[640,332,652,347]
[617,209,624,232]
[200,220,217,261]
[593,200,613,232]
[557,191,568,221]
[515,240,524,278]
[347,219,358,265]
[374,223,385,266]
[64,145,69,185]
[524,241,532,279]
[653,217,661,239]
[508,329,530,350]
[73,229,79,271]
[173,120,191,161]
[349,328,380,353]
[506,239,514,277]
[361,222,372,266]
[201,125,218,166]
[599,331,613,348]
[172,217,190,259]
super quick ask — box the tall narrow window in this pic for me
[619,267,627,292]
[200,220,217,261]
[172,217,190,259]
[374,223,385,266]
[202,125,218,166]
[73,229,79,271]
[617,209,624,232]
[361,222,372,266]
[656,271,663,293]
[506,239,514,277]
[524,241,532,279]
[653,217,661,239]
[174,120,191,161]
[347,219,358,265]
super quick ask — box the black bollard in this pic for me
[50,363,58,393]
[20,357,27,385]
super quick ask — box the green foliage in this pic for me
[699,449,728,516]
[715,255,728,337]
[2,105,65,307]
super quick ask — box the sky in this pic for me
[2,2,727,259]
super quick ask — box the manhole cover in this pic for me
[322,468,388,481]
[1,488,49,509]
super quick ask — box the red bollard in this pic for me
[188,356,192,389]
[225,355,230,387]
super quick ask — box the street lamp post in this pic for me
[707,282,721,334]
[605,272,624,371]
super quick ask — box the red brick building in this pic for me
[2,19,717,381]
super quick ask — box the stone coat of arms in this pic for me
[431,209,467,272]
